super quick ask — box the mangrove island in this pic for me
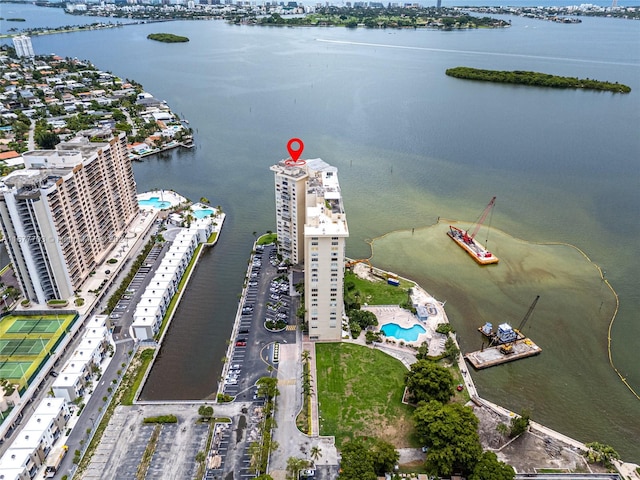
[147,33,190,43]
[445,67,631,93]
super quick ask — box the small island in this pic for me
[146,33,189,43]
[446,67,631,93]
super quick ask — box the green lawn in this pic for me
[316,342,419,449]
[345,270,412,306]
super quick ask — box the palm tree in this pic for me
[310,446,322,465]
[301,350,311,363]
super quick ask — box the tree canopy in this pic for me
[509,409,530,438]
[147,33,190,43]
[339,438,377,480]
[585,442,621,468]
[34,131,60,149]
[370,438,400,475]
[286,457,311,480]
[445,66,631,93]
[405,359,454,404]
[257,376,279,399]
[469,451,515,480]
[414,400,483,476]
[338,437,398,479]
[347,309,378,329]
[198,405,214,419]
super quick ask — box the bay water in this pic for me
[1,5,639,460]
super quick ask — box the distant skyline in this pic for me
[1,0,638,8]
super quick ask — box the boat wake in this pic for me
[315,38,640,68]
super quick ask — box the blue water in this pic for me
[193,209,214,219]
[139,197,171,209]
[380,323,426,342]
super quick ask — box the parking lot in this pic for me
[208,243,298,478]
[221,243,297,402]
[109,243,166,339]
[82,404,214,480]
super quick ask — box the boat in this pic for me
[447,196,499,265]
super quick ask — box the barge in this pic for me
[447,196,499,265]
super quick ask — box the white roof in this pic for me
[0,447,32,470]
[132,314,159,327]
[34,397,66,416]
[148,277,172,290]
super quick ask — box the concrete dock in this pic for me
[465,339,542,369]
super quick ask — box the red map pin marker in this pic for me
[287,138,304,162]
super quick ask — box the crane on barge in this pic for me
[499,295,540,354]
[447,196,499,265]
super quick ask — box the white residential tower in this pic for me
[271,156,348,341]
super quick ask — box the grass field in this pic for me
[345,270,412,306]
[316,342,419,449]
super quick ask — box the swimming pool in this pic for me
[193,208,214,219]
[139,197,171,209]
[380,323,426,342]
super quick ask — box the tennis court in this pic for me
[0,312,78,389]
[0,361,33,381]
[0,338,53,357]
[6,317,65,334]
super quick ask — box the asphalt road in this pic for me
[56,223,167,479]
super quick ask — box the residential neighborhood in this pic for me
[0,42,192,173]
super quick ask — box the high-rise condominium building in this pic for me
[270,161,308,264]
[0,132,138,304]
[12,35,34,58]
[271,157,349,341]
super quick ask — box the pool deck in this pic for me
[137,189,187,210]
[363,299,447,356]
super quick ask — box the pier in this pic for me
[465,338,542,369]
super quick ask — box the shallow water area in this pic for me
[370,222,637,452]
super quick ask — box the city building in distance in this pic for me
[271,156,349,341]
[0,131,138,304]
[12,35,34,58]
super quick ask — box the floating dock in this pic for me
[465,339,542,369]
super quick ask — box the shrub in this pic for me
[436,323,453,335]
[143,414,178,424]
[349,321,362,339]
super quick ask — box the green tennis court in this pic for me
[6,318,64,334]
[0,312,78,390]
[0,361,32,381]
[0,338,51,357]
